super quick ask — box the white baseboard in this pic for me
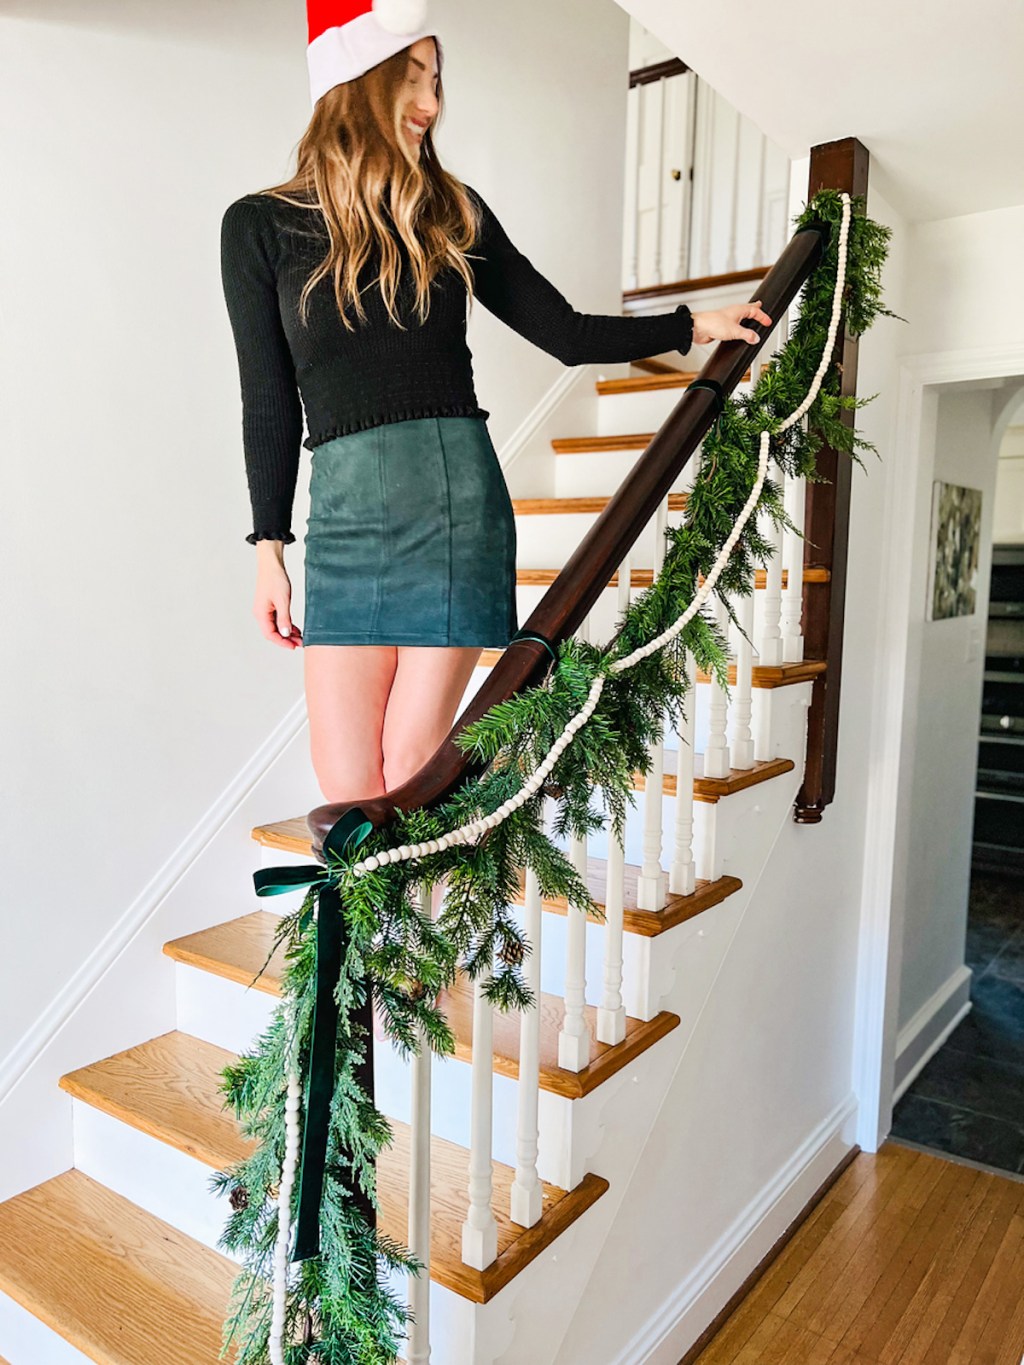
[608,1093,859,1365]
[892,964,973,1101]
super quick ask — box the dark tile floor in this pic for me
[891,870,1024,1175]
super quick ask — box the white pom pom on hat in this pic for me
[372,0,428,34]
[307,0,438,107]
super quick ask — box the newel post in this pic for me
[793,136,870,824]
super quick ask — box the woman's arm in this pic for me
[464,184,693,365]
[220,196,304,546]
[464,185,771,363]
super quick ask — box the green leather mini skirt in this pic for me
[303,415,518,648]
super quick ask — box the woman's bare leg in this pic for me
[384,645,483,918]
[303,644,399,802]
[382,646,482,793]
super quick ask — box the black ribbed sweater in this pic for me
[219,185,693,544]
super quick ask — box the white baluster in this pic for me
[703,592,731,780]
[558,831,592,1072]
[461,956,497,1270]
[726,107,741,274]
[759,511,785,667]
[628,82,643,291]
[597,807,627,1046]
[597,551,632,1044]
[753,131,767,266]
[699,82,715,279]
[675,71,698,282]
[653,76,667,286]
[781,455,806,663]
[669,647,697,896]
[636,496,669,911]
[729,590,756,770]
[511,864,543,1227]
[407,879,433,1365]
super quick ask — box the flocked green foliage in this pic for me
[215,188,896,1362]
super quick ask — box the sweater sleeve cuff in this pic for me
[246,529,296,545]
[674,303,694,356]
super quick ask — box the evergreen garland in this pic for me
[213,188,896,1363]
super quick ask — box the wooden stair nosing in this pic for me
[57,1031,607,1305]
[0,1169,239,1365]
[516,566,829,589]
[475,646,827,686]
[550,432,657,454]
[593,367,752,397]
[629,357,683,376]
[248,821,744,937]
[251,755,793,864]
[511,492,687,516]
[648,754,797,803]
[164,916,680,1101]
[623,265,769,302]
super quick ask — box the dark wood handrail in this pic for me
[794,137,869,823]
[307,217,831,858]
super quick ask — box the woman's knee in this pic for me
[309,743,386,804]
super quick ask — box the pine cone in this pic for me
[541,781,564,799]
[229,1184,249,1211]
[499,938,525,967]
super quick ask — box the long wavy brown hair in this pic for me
[257,37,482,333]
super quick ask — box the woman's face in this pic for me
[399,37,439,156]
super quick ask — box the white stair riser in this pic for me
[513,504,687,572]
[173,964,579,1181]
[0,1293,95,1363]
[553,448,696,500]
[68,1100,491,1365]
[592,380,754,439]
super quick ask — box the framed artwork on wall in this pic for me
[926,479,982,620]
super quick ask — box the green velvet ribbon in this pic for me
[251,806,375,1260]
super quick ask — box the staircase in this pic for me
[0,348,839,1364]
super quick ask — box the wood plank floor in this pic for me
[683,1140,1024,1364]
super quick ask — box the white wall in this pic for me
[995,421,1024,543]
[0,0,634,1091]
[893,388,1002,1034]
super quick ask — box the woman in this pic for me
[220,2,771,808]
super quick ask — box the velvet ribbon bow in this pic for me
[251,806,376,1261]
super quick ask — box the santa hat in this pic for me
[307,0,439,107]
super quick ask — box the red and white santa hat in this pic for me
[307,0,438,106]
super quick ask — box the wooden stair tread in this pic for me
[550,432,657,453]
[516,566,828,588]
[511,492,687,515]
[249,820,743,937]
[693,658,827,689]
[594,367,751,396]
[0,1168,238,1364]
[59,1032,607,1304]
[511,860,743,937]
[250,753,792,862]
[476,646,826,685]
[629,357,684,376]
[164,915,680,1100]
[623,265,768,301]
[649,752,796,803]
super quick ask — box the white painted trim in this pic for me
[608,1093,858,1365]
[852,340,1024,1155]
[0,696,308,1104]
[892,964,973,1100]
[494,363,591,477]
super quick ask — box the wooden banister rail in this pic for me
[307,216,831,857]
[794,136,870,823]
